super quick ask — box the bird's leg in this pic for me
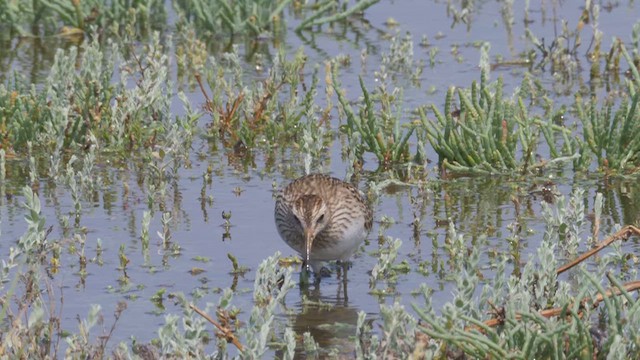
[341,261,350,280]
[336,261,349,303]
[313,272,322,287]
[342,271,349,303]
[337,260,353,270]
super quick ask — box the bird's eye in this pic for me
[317,214,325,224]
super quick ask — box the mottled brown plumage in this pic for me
[274,174,373,273]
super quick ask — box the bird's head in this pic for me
[291,194,329,270]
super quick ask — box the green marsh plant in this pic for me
[421,74,519,174]
[0,187,61,358]
[369,237,410,296]
[576,87,640,174]
[380,31,423,84]
[421,70,579,175]
[295,0,380,32]
[1,0,166,37]
[141,210,151,264]
[175,0,292,38]
[203,46,323,152]
[1,32,191,165]
[137,254,294,358]
[175,0,380,39]
[334,70,415,170]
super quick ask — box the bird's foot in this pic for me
[317,266,332,278]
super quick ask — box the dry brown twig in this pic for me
[556,225,640,275]
[194,74,212,112]
[189,304,244,352]
[468,280,640,331]
[464,225,640,332]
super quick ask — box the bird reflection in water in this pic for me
[277,277,367,359]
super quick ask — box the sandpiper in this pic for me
[274,174,372,276]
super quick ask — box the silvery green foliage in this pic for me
[240,252,294,358]
[164,91,200,171]
[607,335,625,360]
[0,187,53,356]
[479,42,491,80]
[0,149,5,182]
[418,242,484,341]
[343,130,363,175]
[69,169,83,221]
[65,305,102,358]
[590,193,633,282]
[141,210,151,243]
[111,32,172,149]
[302,115,327,175]
[594,192,603,233]
[355,311,378,359]
[156,291,218,359]
[28,142,37,185]
[204,47,244,127]
[18,186,47,260]
[364,284,438,359]
[624,297,640,353]
[506,191,569,311]
[159,211,173,247]
[519,236,558,309]
[377,302,417,358]
[0,186,46,293]
[80,144,98,188]
[444,221,468,271]
[45,37,119,145]
[449,244,483,321]
[633,21,640,54]
[0,151,3,286]
[479,254,507,312]
[281,327,296,360]
[369,237,402,288]
[302,332,319,359]
[381,31,416,75]
[598,228,637,280]
[48,135,65,181]
[414,190,640,358]
[0,246,19,291]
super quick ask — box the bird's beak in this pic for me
[304,227,314,272]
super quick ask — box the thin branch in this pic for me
[460,225,640,334]
[465,280,640,332]
[189,304,244,352]
[556,225,640,275]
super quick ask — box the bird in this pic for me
[274,174,372,277]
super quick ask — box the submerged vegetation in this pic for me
[1,0,640,358]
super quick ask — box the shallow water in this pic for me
[1,0,640,357]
